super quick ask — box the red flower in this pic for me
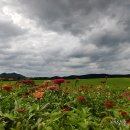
[78,95,85,102]
[119,111,127,117]
[23,91,29,96]
[63,107,69,112]
[3,86,12,91]
[104,102,115,108]
[53,79,64,84]
[17,109,25,113]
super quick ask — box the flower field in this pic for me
[0,78,130,130]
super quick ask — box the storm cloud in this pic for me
[0,0,130,77]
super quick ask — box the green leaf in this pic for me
[0,124,5,130]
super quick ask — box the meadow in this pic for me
[0,78,130,130]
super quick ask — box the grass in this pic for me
[1,78,130,89]
[34,78,130,89]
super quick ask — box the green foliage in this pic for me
[0,78,130,129]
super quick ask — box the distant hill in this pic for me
[30,74,130,80]
[1,73,130,80]
[0,72,26,80]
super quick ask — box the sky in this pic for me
[0,0,130,77]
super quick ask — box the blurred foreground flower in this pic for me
[104,102,115,108]
[78,95,85,102]
[121,111,127,117]
[33,90,44,100]
[3,86,12,91]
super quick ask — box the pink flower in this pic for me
[123,91,129,95]
[128,97,130,100]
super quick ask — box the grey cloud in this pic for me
[16,0,109,34]
[89,27,130,47]
[0,21,26,42]
[0,1,27,42]
[17,0,130,51]
[0,22,22,37]
[1,0,130,76]
[17,0,130,35]
[66,42,130,72]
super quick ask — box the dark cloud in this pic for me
[88,25,130,47]
[17,0,107,34]
[18,0,130,35]
[17,0,130,52]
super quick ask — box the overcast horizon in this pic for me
[0,0,130,77]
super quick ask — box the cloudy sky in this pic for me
[0,0,130,77]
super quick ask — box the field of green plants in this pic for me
[0,78,130,130]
